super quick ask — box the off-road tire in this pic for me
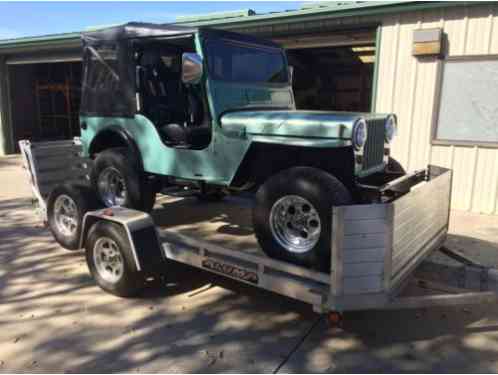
[253,167,352,272]
[90,147,156,212]
[47,183,101,250]
[85,221,146,297]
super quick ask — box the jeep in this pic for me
[79,22,402,271]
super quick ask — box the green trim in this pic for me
[371,24,382,111]
[0,32,80,51]
[177,1,478,29]
[177,9,255,23]
[0,57,14,154]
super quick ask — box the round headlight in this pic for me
[385,115,397,142]
[352,118,368,150]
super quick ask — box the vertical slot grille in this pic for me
[362,118,385,170]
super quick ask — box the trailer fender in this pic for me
[80,207,165,274]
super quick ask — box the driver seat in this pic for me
[159,88,210,149]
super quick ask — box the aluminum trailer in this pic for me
[19,139,498,313]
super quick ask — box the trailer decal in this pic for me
[202,259,259,284]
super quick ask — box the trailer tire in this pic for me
[47,183,101,251]
[85,221,146,297]
[253,167,352,272]
[91,147,156,212]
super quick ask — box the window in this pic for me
[84,45,119,91]
[80,43,128,116]
[204,39,288,84]
[433,56,498,146]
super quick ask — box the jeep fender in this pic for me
[88,125,144,170]
[230,142,355,191]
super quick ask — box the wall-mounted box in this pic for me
[413,28,443,57]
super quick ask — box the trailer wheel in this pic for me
[47,183,100,250]
[85,221,145,297]
[90,147,156,212]
[253,167,352,272]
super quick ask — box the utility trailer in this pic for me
[19,139,498,314]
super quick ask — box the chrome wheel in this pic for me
[97,167,127,207]
[53,194,78,236]
[93,237,124,283]
[269,195,321,254]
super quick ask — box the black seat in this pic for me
[159,123,211,149]
[159,87,210,149]
[160,123,187,145]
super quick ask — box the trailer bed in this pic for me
[152,194,260,255]
[19,139,498,314]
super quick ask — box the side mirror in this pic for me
[182,53,203,84]
[288,65,294,85]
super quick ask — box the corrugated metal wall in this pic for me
[375,4,498,215]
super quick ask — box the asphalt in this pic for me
[1,155,498,373]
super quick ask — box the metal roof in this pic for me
[0,1,477,53]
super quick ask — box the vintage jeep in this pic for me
[76,22,402,271]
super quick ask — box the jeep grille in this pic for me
[362,118,385,170]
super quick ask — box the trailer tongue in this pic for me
[19,139,498,314]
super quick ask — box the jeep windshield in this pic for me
[204,38,288,84]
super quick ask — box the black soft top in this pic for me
[82,22,199,45]
[81,21,282,48]
[79,22,283,118]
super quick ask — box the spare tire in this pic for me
[47,183,101,250]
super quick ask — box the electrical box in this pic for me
[413,28,443,57]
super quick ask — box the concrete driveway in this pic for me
[1,155,498,373]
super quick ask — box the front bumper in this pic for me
[357,166,429,203]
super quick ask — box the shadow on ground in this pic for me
[2,191,498,372]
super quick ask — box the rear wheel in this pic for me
[85,221,146,297]
[47,183,100,250]
[253,167,352,272]
[90,148,156,212]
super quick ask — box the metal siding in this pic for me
[376,4,498,215]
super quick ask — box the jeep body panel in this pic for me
[221,110,363,147]
[81,114,252,185]
[80,23,392,188]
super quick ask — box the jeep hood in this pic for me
[221,110,369,140]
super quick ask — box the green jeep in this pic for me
[79,23,402,271]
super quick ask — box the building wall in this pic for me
[375,4,498,215]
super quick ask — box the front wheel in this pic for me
[253,167,352,272]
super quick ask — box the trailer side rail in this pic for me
[18,139,91,221]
